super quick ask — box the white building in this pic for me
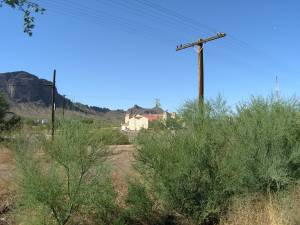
[121,104,177,132]
[121,114,148,131]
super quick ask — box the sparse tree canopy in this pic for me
[0,0,45,36]
[0,93,21,132]
[0,93,9,122]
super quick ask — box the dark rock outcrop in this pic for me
[0,71,125,116]
[0,71,72,108]
[127,104,164,115]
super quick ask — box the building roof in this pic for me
[144,114,161,122]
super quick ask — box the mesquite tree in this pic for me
[13,121,118,225]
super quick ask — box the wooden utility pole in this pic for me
[62,94,66,119]
[176,32,226,105]
[51,69,56,139]
[198,43,204,104]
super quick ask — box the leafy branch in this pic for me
[0,0,45,36]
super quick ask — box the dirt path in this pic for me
[0,148,15,190]
[0,147,16,224]
[108,145,136,206]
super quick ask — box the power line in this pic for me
[129,0,290,73]
[131,0,217,35]
[34,0,293,86]
[97,0,209,39]
[38,0,183,43]
[39,0,277,66]
[37,0,282,61]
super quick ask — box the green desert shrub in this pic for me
[136,97,233,224]
[2,113,21,131]
[119,181,161,225]
[135,96,300,224]
[126,182,154,219]
[148,117,183,131]
[0,92,21,133]
[228,97,300,193]
[95,128,129,145]
[80,118,94,124]
[12,120,119,225]
[0,92,9,122]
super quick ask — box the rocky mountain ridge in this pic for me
[0,71,124,117]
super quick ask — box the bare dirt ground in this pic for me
[0,147,16,224]
[0,148,15,189]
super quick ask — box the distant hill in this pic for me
[0,71,125,122]
[127,104,164,115]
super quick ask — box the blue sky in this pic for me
[0,0,299,111]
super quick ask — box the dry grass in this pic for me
[220,188,300,225]
[220,197,285,225]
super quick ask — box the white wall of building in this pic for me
[122,114,149,131]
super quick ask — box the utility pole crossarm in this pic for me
[176,32,226,51]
